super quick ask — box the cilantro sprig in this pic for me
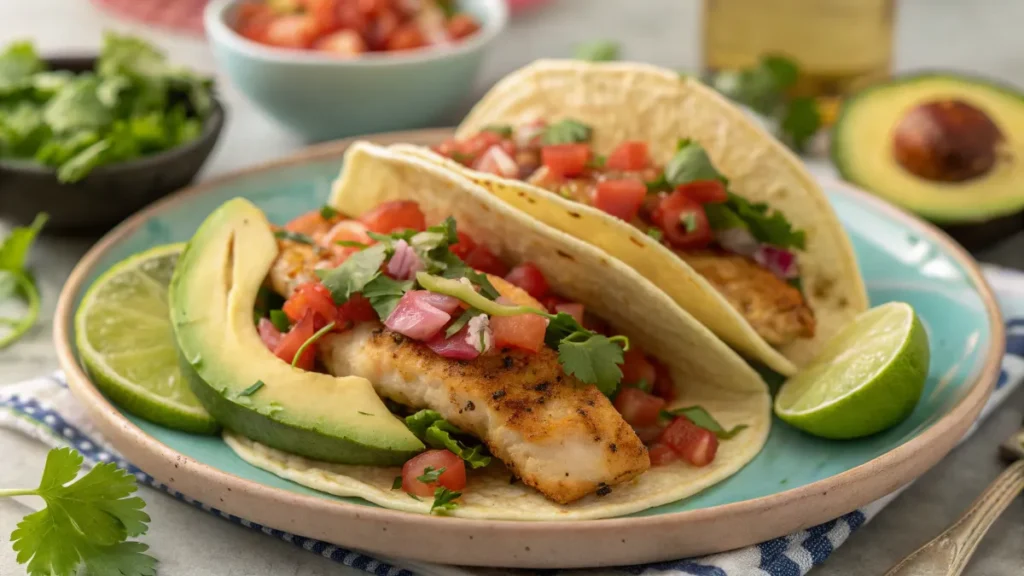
[574,40,620,62]
[0,447,157,576]
[0,213,46,350]
[430,487,461,515]
[406,410,492,468]
[662,406,747,439]
[416,466,446,484]
[541,119,592,145]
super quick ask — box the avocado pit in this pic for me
[891,99,1004,183]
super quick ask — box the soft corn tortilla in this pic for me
[227,142,770,520]
[394,59,869,376]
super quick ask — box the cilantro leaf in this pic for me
[543,311,588,349]
[777,96,821,154]
[645,227,663,241]
[435,252,500,300]
[335,240,368,249]
[239,380,265,397]
[269,309,291,332]
[557,333,624,397]
[446,308,481,338]
[0,213,45,349]
[360,275,414,320]
[542,119,592,145]
[2,447,155,576]
[760,55,799,89]
[430,487,461,515]
[724,192,805,250]
[43,76,113,135]
[416,466,445,484]
[0,212,46,271]
[481,124,513,138]
[273,229,316,246]
[574,40,620,62]
[405,410,492,469]
[320,205,339,219]
[664,139,725,187]
[316,243,387,304]
[0,41,44,95]
[392,476,403,490]
[663,406,747,439]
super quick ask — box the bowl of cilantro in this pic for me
[0,33,224,235]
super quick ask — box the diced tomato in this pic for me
[553,302,584,324]
[367,8,400,50]
[337,293,378,324]
[283,282,338,324]
[633,425,665,445]
[314,29,367,56]
[386,22,426,51]
[541,144,590,178]
[446,13,479,40]
[357,0,390,15]
[491,313,547,353]
[620,348,657,387]
[257,318,284,351]
[676,180,727,204]
[359,200,426,234]
[613,387,666,428]
[435,139,470,164]
[651,358,676,402]
[648,443,680,466]
[541,294,568,314]
[264,14,320,49]
[651,192,713,250]
[450,231,476,259]
[284,209,328,234]
[660,417,718,467]
[237,3,276,43]
[594,179,646,221]
[301,0,338,33]
[401,449,466,497]
[504,263,550,300]
[459,131,505,159]
[273,309,317,370]
[335,1,369,36]
[605,141,649,171]
[463,245,509,277]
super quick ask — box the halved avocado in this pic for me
[169,198,423,465]
[833,73,1024,236]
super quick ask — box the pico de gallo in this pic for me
[256,200,744,511]
[434,121,817,347]
[234,0,480,56]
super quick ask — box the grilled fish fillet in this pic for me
[269,235,650,504]
[679,250,815,347]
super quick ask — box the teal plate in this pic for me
[54,131,1004,568]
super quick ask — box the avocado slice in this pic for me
[833,73,1024,225]
[169,198,424,465]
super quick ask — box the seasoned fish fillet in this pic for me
[269,237,649,503]
[679,250,815,347]
[318,323,649,504]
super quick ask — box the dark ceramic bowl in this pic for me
[0,56,225,235]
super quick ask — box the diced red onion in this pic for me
[425,325,480,360]
[754,245,799,279]
[514,121,546,149]
[554,302,585,324]
[384,291,451,340]
[420,292,462,314]
[715,227,759,257]
[473,145,520,178]
[257,318,283,351]
[387,240,424,280]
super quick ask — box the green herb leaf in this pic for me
[405,410,492,469]
[273,229,316,246]
[291,321,335,367]
[436,253,500,300]
[633,379,652,393]
[446,308,482,338]
[574,40,620,62]
[777,96,821,154]
[416,466,446,484]
[320,205,339,219]
[481,124,513,138]
[269,310,291,332]
[0,213,46,350]
[645,173,670,194]
[335,240,368,249]
[662,406,747,439]
[239,380,265,397]
[360,275,414,320]
[760,55,799,89]
[680,211,697,233]
[542,119,592,145]
[664,139,725,187]
[702,202,747,231]
[0,447,155,576]
[645,227,663,241]
[430,487,461,515]
[0,212,46,271]
[0,41,45,95]
[557,333,625,397]
[392,476,403,490]
[724,192,805,250]
[586,154,607,169]
[316,243,387,304]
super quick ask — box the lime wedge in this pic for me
[774,302,929,439]
[75,244,219,435]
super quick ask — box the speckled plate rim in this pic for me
[52,129,1005,569]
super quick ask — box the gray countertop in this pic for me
[1,1,1022,574]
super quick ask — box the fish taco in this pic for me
[175,141,770,520]
[395,60,868,375]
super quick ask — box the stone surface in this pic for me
[1,1,1022,574]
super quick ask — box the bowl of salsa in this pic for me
[204,0,507,141]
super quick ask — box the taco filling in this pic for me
[256,200,739,508]
[434,121,816,347]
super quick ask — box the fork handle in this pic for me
[884,459,1024,576]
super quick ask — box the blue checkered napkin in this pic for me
[2,264,1022,576]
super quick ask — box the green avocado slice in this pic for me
[169,198,424,465]
[832,73,1024,223]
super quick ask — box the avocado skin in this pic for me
[833,71,1024,229]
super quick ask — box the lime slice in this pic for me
[774,302,929,439]
[75,244,219,435]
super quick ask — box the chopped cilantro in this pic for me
[239,380,264,397]
[319,205,339,219]
[361,275,414,321]
[557,333,625,397]
[446,308,481,338]
[664,139,726,187]
[335,240,368,249]
[408,493,421,501]
[0,212,46,349]
[316,243,387,303]
[788,277,803,292]
[645,173,670,193]
[391,476,403,490]
[273,229,316,246]
[646,227,664,241]
[541,119,592,145]
[430,487,461,515]
[481,124,513,138]
[573,40,620,62]
[760,55,799,89]
[586,154,607,169]
[722,192,805,250]
[416,466,446,484]
[291,321,335,367]
[662,406,747,439]
[778,96,821,154]
[633,379,652,393]
[269,309,290,332]
[358,411,372,416]
[449,150,474,165]
[680,211,697,233]
[405,410,492,469]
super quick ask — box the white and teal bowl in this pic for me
[204,0,508,142]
